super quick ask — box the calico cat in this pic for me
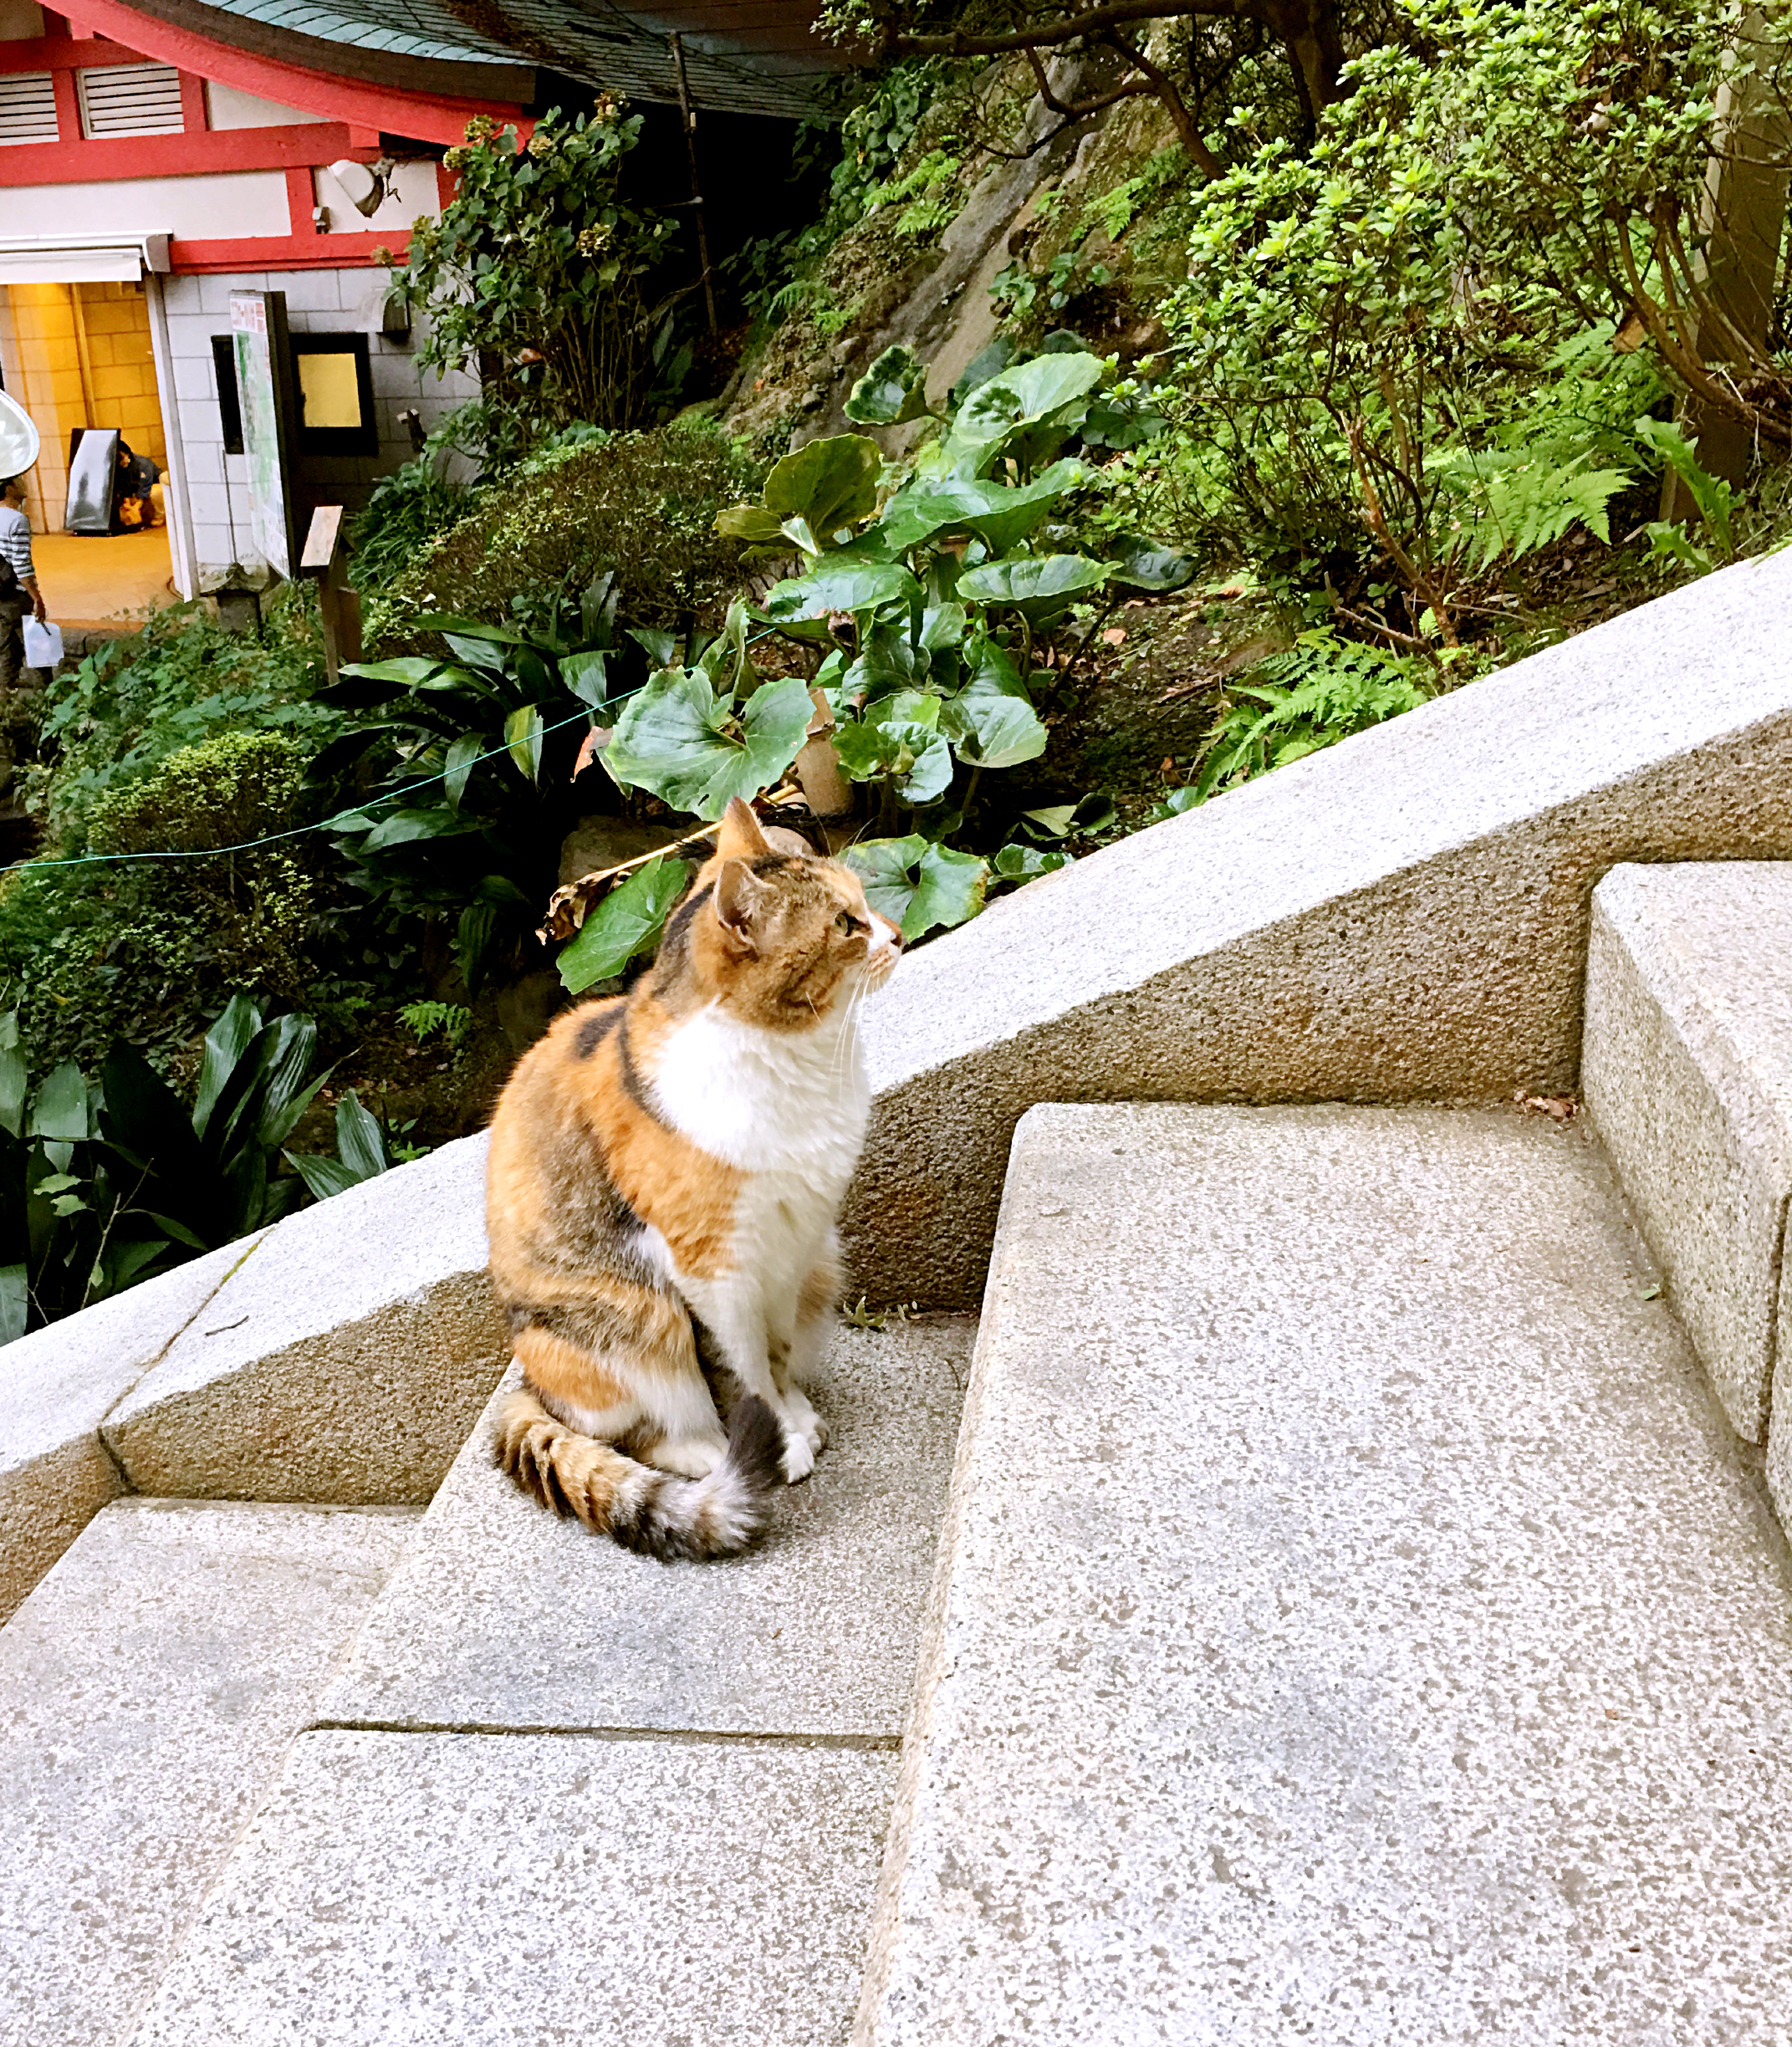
[486,799,902,1560]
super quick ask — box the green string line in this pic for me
[0,701,616,880]
[3,625,791,882]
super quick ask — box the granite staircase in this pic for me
[7,551,1792,2043]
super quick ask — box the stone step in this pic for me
[0,1498,418,2047]
[120,1318,973,2045]
[1583,862,1792,1517]
[855,1105,1792,2045]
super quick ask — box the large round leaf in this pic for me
[942,688,1047,768]
[605,671,813,820]
[762,434,883,539]
[943,353,1105,474]
[763,557,922,624]
[557,855,691,993]
[840,835,989,942]
[832,715,954,807]
[958,553,1114,620]
[878,459,1086,554]
[1109,533,1197,591]
[845,346,931,426]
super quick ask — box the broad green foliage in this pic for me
[556,855,692,993]
[393,106,685,460]
[838,835,990,941]
[327,572,667,989]
[605,662,815,821]
[590,338,1190,951]
[1157,0,1762,608]
[0,994,380,1340]
[286,1090,399,1202]
[844,345,935,426]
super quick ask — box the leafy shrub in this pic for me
[367,419,759,651]
[34,589,331,846]
[393,105,685,461]
[1154,0,1762,618]
[1,732,314,1069]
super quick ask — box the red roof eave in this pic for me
[62,0,525,148]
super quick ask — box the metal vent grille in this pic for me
[0,73,59,149]
[77,64,185,140]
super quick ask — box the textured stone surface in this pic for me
[129,1729,894,2047]
[0,1234,263,1619]
[0,1498,416,2047]
[844,549,1792,1306]
[105,1135,506,1503]
[857,1105,1792,2046]
[1583,862,1792,1447]
[322,1319,973,1736]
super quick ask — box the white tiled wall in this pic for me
[158,266,478,583]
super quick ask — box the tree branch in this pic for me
[886,0,1256,60]
[1103,29,1221,175]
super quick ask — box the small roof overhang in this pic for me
[0,234,173,285]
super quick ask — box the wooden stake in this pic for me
[669,33,718,338]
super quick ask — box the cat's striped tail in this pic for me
[491,1387,782,1561]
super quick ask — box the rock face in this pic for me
[555,814,691,887]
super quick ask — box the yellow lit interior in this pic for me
[296,350,363,430]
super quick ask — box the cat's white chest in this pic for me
[650,1003,868,1185]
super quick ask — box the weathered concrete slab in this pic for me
[857,1105,1792,2045]
[1583,863,1792,1451]
[0,1498,416,2047]
[105,1135,506,1503]
[0,1234,263,1621]
[128,1729,895,2047]
[322,1319,972,1737]
[846,550,1792,1305]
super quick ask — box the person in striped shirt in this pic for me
[0,473,48,692]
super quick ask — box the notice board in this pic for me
[229,289,299,581]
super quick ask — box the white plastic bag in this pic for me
[21,617,63,670]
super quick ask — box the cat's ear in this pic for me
[713,858,768,955]
[715,796,771,865]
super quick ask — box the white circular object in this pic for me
[0,389,40,478]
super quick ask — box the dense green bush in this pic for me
[367,418,759,649]
[33,589,334,845]
[393,105,685,461]
[1,732,314,1070]
[1136,0,1773,621]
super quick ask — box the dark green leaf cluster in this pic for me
[598,339,1190,946]
[0,994,384,1341]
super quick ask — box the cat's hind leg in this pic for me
[516,1289,728,1480]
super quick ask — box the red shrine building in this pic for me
[0,0,838,595]
[0,0,539,591]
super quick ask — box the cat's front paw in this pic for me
[779,1430,817,1484]
[782,1388,828,1458]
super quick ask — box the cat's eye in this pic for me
[836,911,867,935]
